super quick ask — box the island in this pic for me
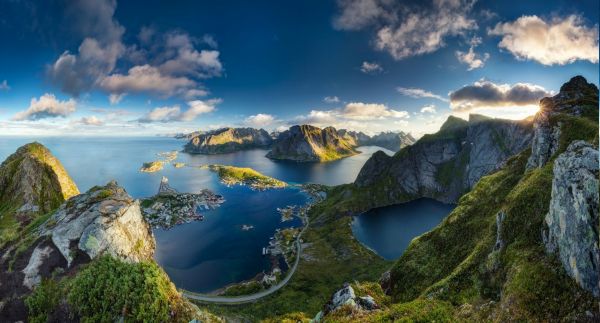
[139,160,164,173]
[202,164,287,190]
[140,176,225,228]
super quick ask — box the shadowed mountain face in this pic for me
[338,130,416,152]
[353,114,533,205]
[184,127,273,154]
[267,125,359,162]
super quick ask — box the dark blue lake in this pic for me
[0,136,393,293]
[351,199,456,260]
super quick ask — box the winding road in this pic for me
[180,215,309,304]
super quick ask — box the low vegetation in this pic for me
[207,164,287,189]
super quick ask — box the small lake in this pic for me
[0,136,393,293]
[351,199,456,260]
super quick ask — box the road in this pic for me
[180,215,309,304]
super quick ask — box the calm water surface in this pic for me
[0,136,392,292]
[352,198,456,260]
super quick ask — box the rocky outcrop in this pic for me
[267,125,358,162]
[0,142,79,215]
[353,114,533,204]
[543,141,599,297]
[41,181,155,266]
[184,127,272,154]
[320,284,380,317]
[527,76,599,169]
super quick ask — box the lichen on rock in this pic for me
[543,140,599,297]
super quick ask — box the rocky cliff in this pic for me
[306,76,599,322]
[352,114,533,205]
[184,127,272,154]
[267,125,358,162]
[0,142,79,216]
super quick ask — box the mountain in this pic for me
[323,113,533,214]
[266,125,359,162]
[183,127,272,154]
[0,142,79,214]
[308,76,599,322]
[337,130,416,152]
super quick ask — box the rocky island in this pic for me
[184,127,272,154]
[140,176,225,229]
[267,124,359,162]
[139,160,164,173]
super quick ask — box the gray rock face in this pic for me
[543,141,599,297]
[322,283,380,315]
[184,127,272,154]
[527,75,599,169]
[42,181,155,266]
[267,125,358,162]
[355,114,533,203]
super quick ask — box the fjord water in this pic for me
[0,137,394,292]
[351,199,456,260]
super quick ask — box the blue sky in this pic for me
[0,0,598,136]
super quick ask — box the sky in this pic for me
[0,0,598,137]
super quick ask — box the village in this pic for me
[140,176,225,229]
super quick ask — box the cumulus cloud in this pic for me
[334,0,477,60]
[79,116,104,126]
[0,80,10,90]
[360,61,383,74]
[456,37,489,70]
[420,104,436,113]
[296,101,409,126]
[244,113,276,127]
[13,94,76,121]
[99,65,196,98]
[397,87,448,102]
[323,96,340,103]
[449,80,552,112]
[47,0,222,101]
[489,15,599,65]
[342,102,409,120]
[138,99,220,123]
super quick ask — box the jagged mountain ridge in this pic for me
[184,127,273,154]
[266,124,359,162]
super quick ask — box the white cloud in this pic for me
[46,0,222,102]
[294,101,409,132]
[397,87,448,102]
[360,61,383,74]
[79,116,104,126]
[342,102,409,120]
[334,0,477,60]
[99,65,197,98]
[449,80,552,118]
[0,80,10,90]
[489,15,599,65]
[13,93,76,121]
[324,96,340,103]
[108,93,125,104]
[138,98,220,123]
[244,113,276,127]
[456,37,489,70]
[420,104,436,114]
